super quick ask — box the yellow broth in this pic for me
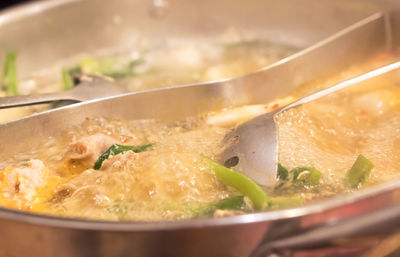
[1,75,400,221]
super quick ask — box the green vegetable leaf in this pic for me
[2,51,18,96]
[213,195,247,210]
[93,143,153,170]
[206,159,270,210]
[79,57,145,79]
[345,154,374,189]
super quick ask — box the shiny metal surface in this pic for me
[374,0,400,50]
[0,0,396,257]
[0,11,394,257]
[0,0,384,79]
[222,61,400,186]
[0,76,127,109]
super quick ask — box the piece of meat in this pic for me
[53,151,141,203]
[64,134,118,170]
[101,150,140,172]
[0,159,48,209]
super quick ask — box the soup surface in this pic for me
[1,74,400,221]
[0,39,295,122]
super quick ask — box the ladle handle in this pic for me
[0,92,79,109]
[281,61,400,112]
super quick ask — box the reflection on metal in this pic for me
[0,76,127,109]
[0,0,396,256]
[149,0,170,18]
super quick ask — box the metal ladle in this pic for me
[1,62,400,188]
[220,61,400,186]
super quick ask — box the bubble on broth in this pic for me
[3,74,400,221]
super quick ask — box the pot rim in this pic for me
[0,0,79,26]
[0,0,395,233]
[0,165,398,232]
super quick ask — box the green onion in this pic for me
[61,66,82,91]
[79,57,144,78]
[345,154,374,189]
[206,159,270,210]
[67,66,82,78]
[278,163,321,186]
[101,59,144,78]
[291,167,321,186]
[277,163,289,180]
[94,144,153,170]
[2,51,18,96]
[200,195,248,216]
[61,68,74,91]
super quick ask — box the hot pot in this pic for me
[0,0,400,256]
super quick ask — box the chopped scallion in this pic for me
[206,159,270,210]
[200,196,248,216]
[345,154,374,189]
[61,68,74,91]
[291,167,321,186]
[277,163,289,180]
[2,51,18,96]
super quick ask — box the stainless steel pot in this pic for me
[0,1,399,256]
[0,0,386,78]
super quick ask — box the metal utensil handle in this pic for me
[0,92,79,109]
[280,61,400,112]
[252,205,400,257]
